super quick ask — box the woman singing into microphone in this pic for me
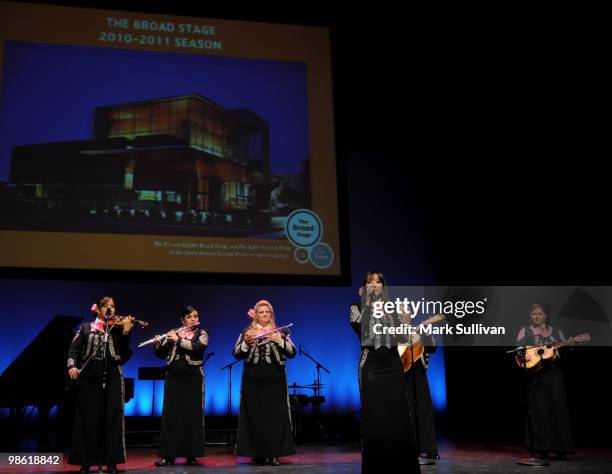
[153,306,209,467]
[233,299,296,466]
[350,271,420,472]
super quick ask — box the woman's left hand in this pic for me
[122,315,134,335]
[398,309,412,323]
[269,332,284,345]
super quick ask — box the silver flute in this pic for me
[138,322,200,348]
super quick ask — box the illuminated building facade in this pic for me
[6,94,292,231]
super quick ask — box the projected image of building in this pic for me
[2,93,309,236]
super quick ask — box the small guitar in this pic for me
[398,314,446,372]
[516,333,591,370]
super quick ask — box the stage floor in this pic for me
[3,440,611,473]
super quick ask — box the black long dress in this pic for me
[404,352,438,457]
[350,303,420,473]
[233,325,296,459]
[155,328,209,459]
[516,325,574,454]
[66,321,132,467]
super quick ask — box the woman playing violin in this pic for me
[66,296,134,474]
[233,300,296,466]
[516,303,574,460]
[153,306,209,467]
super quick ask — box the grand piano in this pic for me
[0,315,134,450]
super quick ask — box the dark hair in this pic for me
[529,303,548,315]
[529,303,550,324]
[97,296,114,308]
[181,306,198,319]
[361,270,386,288]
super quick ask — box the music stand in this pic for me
[138,367,166,417]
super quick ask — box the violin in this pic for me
[106,315,149,328]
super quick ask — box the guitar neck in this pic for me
[531,332,589,351]
[552,337,578,350]
[416,314,445,329]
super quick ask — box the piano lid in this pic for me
[0,315,82,407]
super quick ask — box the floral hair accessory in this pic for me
[247,308,256,319]
[91,303,98,313]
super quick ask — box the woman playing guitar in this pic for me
[515,303,587,461]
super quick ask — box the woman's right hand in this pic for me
[68,367,80,380]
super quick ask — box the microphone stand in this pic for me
[203,352,214,365]
[299,344,330,437]
[98,312,112,472]
[220,359,241,417]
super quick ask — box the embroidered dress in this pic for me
[233,325,296,458]
[66,320,132,467]
[350,300,420,472]
[155,328,209,459]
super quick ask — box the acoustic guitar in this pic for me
[515,333,591,370]
[398,314,446,372]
